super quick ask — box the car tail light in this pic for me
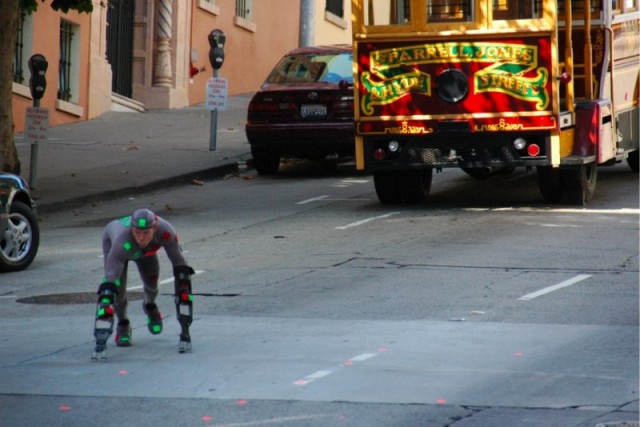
[248,100,297,113]
[248,101,278,112]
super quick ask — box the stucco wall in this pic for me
[188,0,301,105]
[314,1,352,46]
[12,0,352,132]
[12,4,92,132]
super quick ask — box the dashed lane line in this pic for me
[518,274,592,301]
[296,195,330,205]
[294,351,384,386]
[335,212,400,230]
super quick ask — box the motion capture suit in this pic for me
[101,209,187,322]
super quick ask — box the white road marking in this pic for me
[525,223,583,228]
[349,352,378,362]
[210,413,335,426]
[335,212,400,230]
[294,369,335,386]
[333,178,371,188]
[341,178,370,184]
[128,269,205,290]
[296,195,329,205]
[306,370,334,380]
[468,207,640,215]
[294,351,383,386]
[518,274,592,301]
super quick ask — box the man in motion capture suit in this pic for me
[92,208,195,361]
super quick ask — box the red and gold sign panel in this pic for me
[356,36,557,134]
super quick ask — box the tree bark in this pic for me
[0,0,21,174]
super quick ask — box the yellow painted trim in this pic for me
[559,128,575,158]
[355,135,365,170]
[550,133,561,166]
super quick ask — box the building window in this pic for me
[234,0,256,31]
[58,19,80,104]
[236,0,252,20]
[326,0,344,18]
[13,10,26,84]
[198,0,219,15]
[13,10,33,86]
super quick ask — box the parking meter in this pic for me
[208,29,226,70]
[28,54,48,100]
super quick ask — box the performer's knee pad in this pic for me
[173,266,194,303]
[175,282,193,307]
[173,266,195,283]
[97,281,118,304]
[96,282,118,319]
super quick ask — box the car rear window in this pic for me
[266,52,354,84]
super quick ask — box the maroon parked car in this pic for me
[246,45,355,174]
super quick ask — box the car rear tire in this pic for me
[0,201,40,272]
[251,147,281,175]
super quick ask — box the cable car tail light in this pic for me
[527,144,541,157]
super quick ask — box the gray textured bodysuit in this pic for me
[101,214,187,321]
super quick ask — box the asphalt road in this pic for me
[1,160,638,427]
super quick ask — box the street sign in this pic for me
[25,106,49,144]
[206,77,228,111]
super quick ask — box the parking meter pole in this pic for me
[29,98,40,189]
[208,29,225,151]
[210,69,218,151]
[27,54,48,189]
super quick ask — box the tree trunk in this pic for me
[0,0,21,174]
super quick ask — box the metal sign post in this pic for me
[206,72,228,151]
[25,107,49,189]
[210,70,218,152]
[207,30,226,151]
[27,54,48,189]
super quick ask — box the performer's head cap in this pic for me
[131,209,157,230]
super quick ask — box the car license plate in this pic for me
[301,104,327,118]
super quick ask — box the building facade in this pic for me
[12,0,351,132]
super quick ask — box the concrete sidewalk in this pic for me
[15,94,253,213]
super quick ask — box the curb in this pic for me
[35,160,244,214]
